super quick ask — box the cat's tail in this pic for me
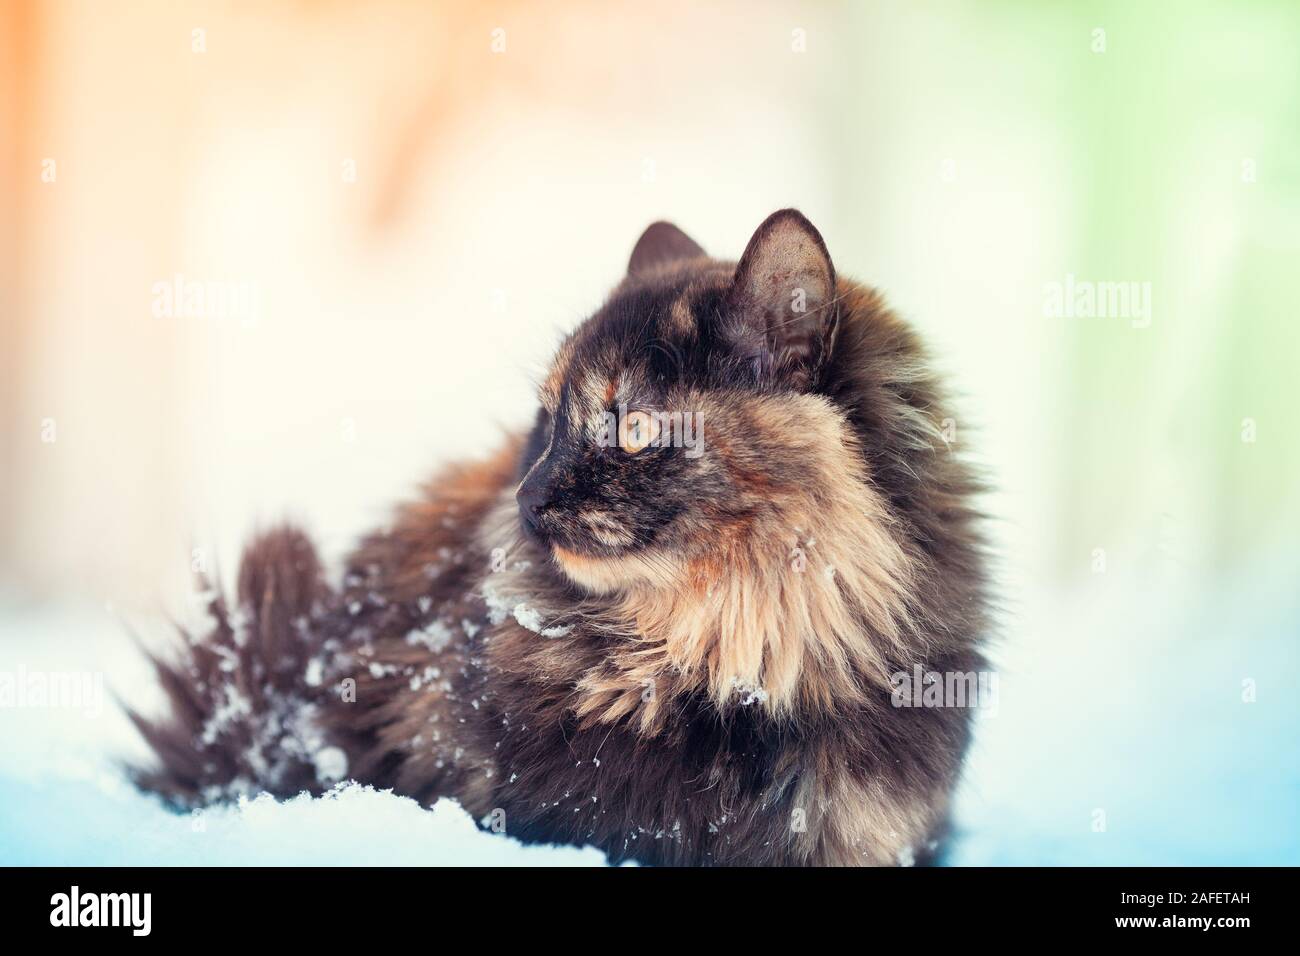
[127,525,346,807]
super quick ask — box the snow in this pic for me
[947,553,1300,866]
[511,603,572,638]
[0,600,608,866]
[1,552,1296,865]
[405,619,455,652]
[0,777,606,866]
[312,746,349,784]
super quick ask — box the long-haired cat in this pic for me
[130,209,989,866]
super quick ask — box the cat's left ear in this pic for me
[724,209,837,389]
[628,221,706,277]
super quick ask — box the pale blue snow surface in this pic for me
[0,777,607,866]
[948,559,1300,866]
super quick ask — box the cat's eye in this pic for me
[619,410,660,454]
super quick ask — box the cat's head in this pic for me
[517,209,858,595]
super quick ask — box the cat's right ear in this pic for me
[628,222,706,277]
[723,209,837,390]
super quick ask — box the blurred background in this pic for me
[1,0,1297,864]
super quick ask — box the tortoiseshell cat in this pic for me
[132,210,989,866]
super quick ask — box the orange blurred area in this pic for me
[0,1,837,605]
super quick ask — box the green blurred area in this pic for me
[835,0,1299,585]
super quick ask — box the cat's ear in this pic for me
[628,221,706,277]
[724,209,837,389]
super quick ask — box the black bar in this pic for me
[0,866,1281,941]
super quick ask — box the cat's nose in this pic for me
[516,480,549,533]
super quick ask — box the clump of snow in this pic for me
[312,746,348,784]
[482,581,511,626]
[200,684,252,745]
[405,619,454,652]
[407,665,441,691]
[731,680,768,707]
[511,603,572,638]
[512,603,544,632]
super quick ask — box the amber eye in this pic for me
[619,410,661,454]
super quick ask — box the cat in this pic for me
[130,209,989,866]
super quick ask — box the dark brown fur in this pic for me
[131,210,989,866]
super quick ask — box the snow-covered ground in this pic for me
[0,598,608,866]
[1,560,1296,865]
[950,556,1300,865]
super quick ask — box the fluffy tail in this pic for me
[128,525,344,807]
